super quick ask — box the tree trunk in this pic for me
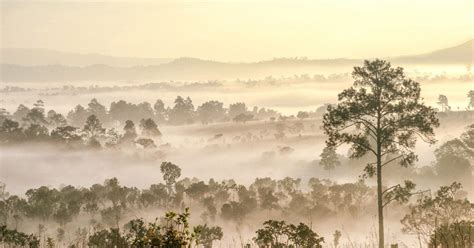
[377,114,384,248]
[377,155,384,248]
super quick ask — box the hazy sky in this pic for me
[1,0,472,61]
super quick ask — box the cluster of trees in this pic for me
[4,160,353,247]
[0,225,40,247]
[1,72,472,95]
[253,220,324,247]
[1,81,222,95]
[2,59,473,248]
[1,96,281,129]
[86,208,223,248]
[1,173,471,247]
[1,208,329,248]
[0,106,162,149]
[438,90,474,111]
[318,123,474,191]
[401,182,473,247]
[0,98,316,149]
[432,124,474,187]
[0,164,380,233]
[0,208,223,248]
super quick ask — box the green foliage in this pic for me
[0,225,40,248]
[221,185,257,222]
[323,59,439,169]
[88,228,128,248]
[253,220,324,248]
[193,224,223,248]
[429,220,474,247]
[382,180,416,207]
[401,182,472,245]
[107,208,198,248]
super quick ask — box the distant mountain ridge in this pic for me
[395,39,473,64]
[0,48,172,67]
[1,40,472,82]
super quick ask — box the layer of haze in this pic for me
[1,0,472,62]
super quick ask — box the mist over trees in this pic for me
[1,96,283,129]
[1,60,473,248]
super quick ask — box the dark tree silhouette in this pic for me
[12,104,30,122]
[87,98,108,123]
[139,118,161,137]
[193,224,224,248]
[468,90,474,110]
[83,115,105,147]
[437,95,450,112]
[168,96,194,125]
[160,162,181,195]
[0,119,24,143]
[24,100,47,126]
[196,100,226,124]
[297,111,309,119]
[253,220,324,247]
[228,102,247,118]
[121,120,137,144]
[319,146,341,171]
[233,113,253,123]
[67,104,89,127]
[153,99,167,123]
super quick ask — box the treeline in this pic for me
[0,113,161,149]
[0,169,376,230]
[0,98,324,148]
[2,73,473,95]
[2,97,285,127]
[1,208,325,248]
[1,169,471,247]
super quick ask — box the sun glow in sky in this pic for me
[1,0,473,61]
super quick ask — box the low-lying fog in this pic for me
[1,66,473,115]
[0,65,473,247]
[1,117,470,196]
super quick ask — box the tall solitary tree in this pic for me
[321,60,439,248]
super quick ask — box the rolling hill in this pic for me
[1,40,472,82]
